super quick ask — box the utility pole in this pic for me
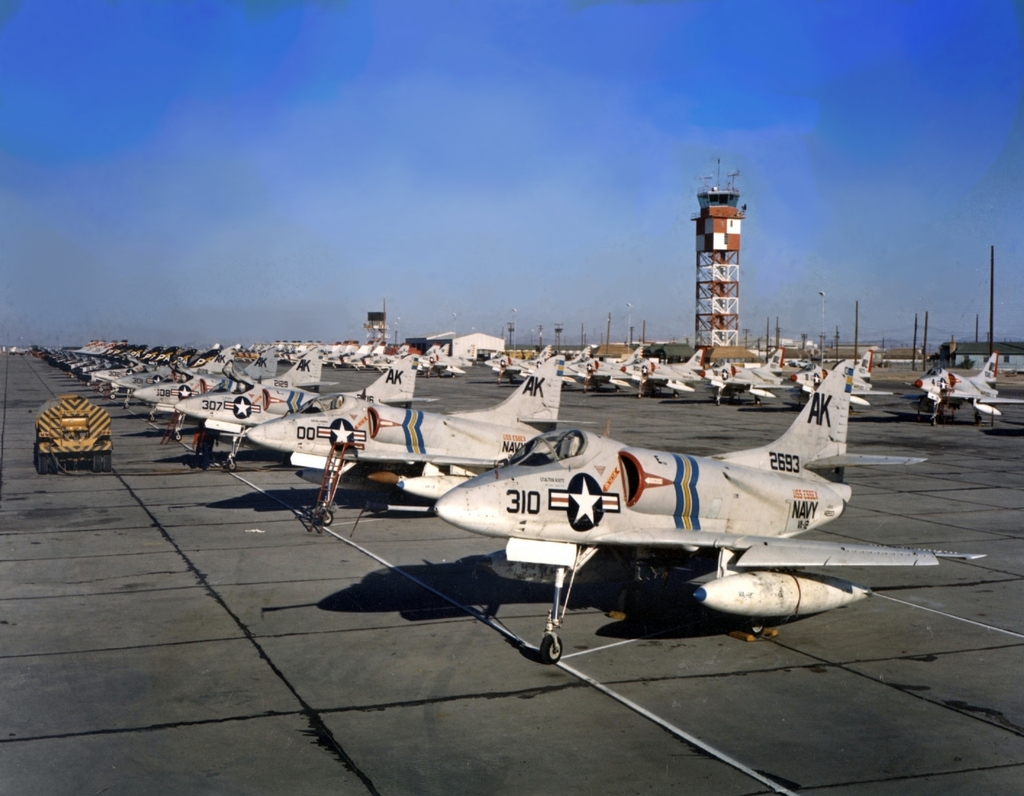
[554,323,563,351]
[922,310,929,369]
[606,312,612,356]
[743,329,749,350]
[989,245,995,356]
[834,326,839,359]
[641,320,646,345]
[538,325,543,349]
[581,322,585,347]
[975,314,979,344]
[853,300,859,360]
[818,292,826,366]
[912,313,918,370]
[775,317,780,351]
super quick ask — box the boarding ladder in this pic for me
[309,441,356,532]
[160,411,185,444]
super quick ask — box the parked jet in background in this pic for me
[178,352,417,469]
[491,346,553,384]
[620,348,705,397]
[911,352,1024,424]
[434,364,978,664]
[790,349,890,407]
[247,356,565,504]
[700,356,785,405]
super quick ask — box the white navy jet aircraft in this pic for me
[178,352,417,469]
[435,364,981,663]
[700,348,787,405]
[790,349,891,407]
[911,352,1024,424]
[246,356,566,502]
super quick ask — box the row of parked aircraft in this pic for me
[61,338,1022,425]
[42,337,1000,664]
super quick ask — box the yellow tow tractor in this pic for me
[35,394,112,474]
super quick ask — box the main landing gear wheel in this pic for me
[174,430,182,441]
[309,506,333,532]
[224,457,237,472]
[539,633,562,664]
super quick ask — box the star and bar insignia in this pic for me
[548,472,620,531]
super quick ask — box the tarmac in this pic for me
[3,352,1024,795]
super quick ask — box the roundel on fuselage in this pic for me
[329,417,356,444]
[233,395,253,419]
[565,472,604,532]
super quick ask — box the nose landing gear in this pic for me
[535,546,597,665]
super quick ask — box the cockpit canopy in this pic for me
[506,429,587,467]
[298,394,352,414]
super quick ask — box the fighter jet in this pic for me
[434,364,980,663]
[418,344,473,377]
[176,353,416,469]
[561,346,639,392]
[171,349,328,467]
[246,356,566,506]
[130,349,276,417]
[700,348,787,405]
[491,346,553,384]
[790,349,891,407]
[620,348,706,398]
[911,352,1024,424]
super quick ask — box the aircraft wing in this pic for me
[807,454,927,469]
[351,450,498,469]
[575,528,982,565]
[975,396,1024,405]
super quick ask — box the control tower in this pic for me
[693,171,744,347]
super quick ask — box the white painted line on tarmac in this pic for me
[875,593,1024,639]
[558,659,798,796]
[229,470,799,796]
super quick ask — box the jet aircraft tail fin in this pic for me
[682,348,705,370]
[856,348,874,380]
[455,355,565,429]
[767,347,786,369]
[717,362,854,473]
[361,356,419,406]
[980,351,999,382]
[243,353,277,382]
[276,348,325,388]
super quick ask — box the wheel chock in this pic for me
[607,610,627,620]
[728,630,758,642]
[762,628,779,639]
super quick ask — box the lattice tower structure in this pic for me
[694,185,744,347]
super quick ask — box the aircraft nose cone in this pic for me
[914,379,923,389]
[246,423,268,447]
[434,489,468,528]
[692,586,707,603]
[790,374,797,382]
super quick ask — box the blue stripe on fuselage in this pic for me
[403,410,425,453]
[672,454,700,530]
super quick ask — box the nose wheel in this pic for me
[539,633,562,664]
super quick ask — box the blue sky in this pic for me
[1,0,1022,348]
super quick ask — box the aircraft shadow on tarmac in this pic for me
[204,486,431,514]
[307,556,772,643]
